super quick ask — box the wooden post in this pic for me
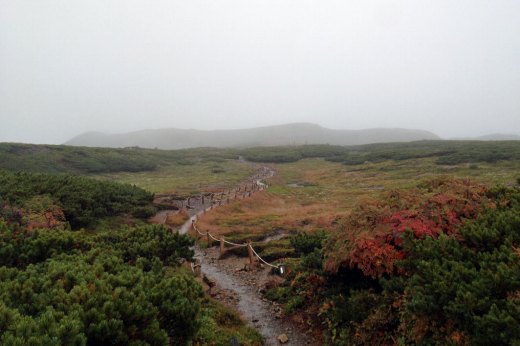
[207,232,211,247]
[201,195,205,204]
[247,240,254,264]
[220,237,225,257]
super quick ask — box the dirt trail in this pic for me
[158,165,318,345]
[195,248,316,346]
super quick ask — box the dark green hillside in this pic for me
[2,141,519,176]
[237,141,520,165]
[0,170,155,228]
[0,143,236,175]
[337,140,520,165]
[0,143,158,174]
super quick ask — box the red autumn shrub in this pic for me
[324,178,490,278]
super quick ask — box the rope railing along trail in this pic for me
[184,168,284,274]
[177,177,268,210]
[250,245,279,269]
[191,220,283,272]
[174,165,285,276]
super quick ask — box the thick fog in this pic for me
[0,0,519,144]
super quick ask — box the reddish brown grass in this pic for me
[165,208,190,227]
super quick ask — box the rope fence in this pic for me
[175,167,285,275]
[250,244,279,269]
[191,220,282,271]
[176,178,269,210]
[181,169,285,274]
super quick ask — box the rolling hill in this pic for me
[65,123,440,149]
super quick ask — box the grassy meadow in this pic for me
[93,159,255,195]
[196,156,520,258]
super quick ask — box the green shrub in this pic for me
[290,231,326,256]
[0,170,155,228]
[396,191,520,345]
[0,221,205,345]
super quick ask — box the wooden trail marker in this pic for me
[247,240,254,264]
[219,237,225,258]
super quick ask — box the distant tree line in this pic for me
[0,143,237,175]
[237,141,520,165]
[2,141,520,176]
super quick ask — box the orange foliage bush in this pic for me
[324,178,490,278]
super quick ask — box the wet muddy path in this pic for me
[157,164,318,345]
[195,248,316,346]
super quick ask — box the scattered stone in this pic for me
[277,334,289,344]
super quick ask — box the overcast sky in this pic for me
[1,0,519,144]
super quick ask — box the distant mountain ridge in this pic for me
[65,123,440,149]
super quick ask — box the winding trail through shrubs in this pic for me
[161,164,317,345]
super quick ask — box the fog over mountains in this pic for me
[65,123,441,149]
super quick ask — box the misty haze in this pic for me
[0,1,519,345]
[1,0,519,144]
